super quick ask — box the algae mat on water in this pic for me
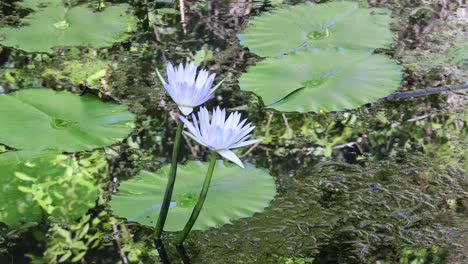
[0,0,136,52]
[0,89,135,151]
[111,160,276,231]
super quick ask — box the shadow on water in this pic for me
[0,0,466,263]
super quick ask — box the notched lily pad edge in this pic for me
[111,160,277,231]
[0,88,136,152]
[0,2,137,53]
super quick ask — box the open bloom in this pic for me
[179,106,262,168]
[156,62,223,115]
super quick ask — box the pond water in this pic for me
[0,0,466,263]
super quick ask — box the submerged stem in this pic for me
[377,84,468,102]
[154,120,184,238]
[177,151,218,245]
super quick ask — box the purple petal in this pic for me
[217,149,244,168]
[229,139,262,149]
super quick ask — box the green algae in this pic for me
[41,59,114,87]
[174,154,466,263]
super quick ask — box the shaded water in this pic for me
[0,0,466,263]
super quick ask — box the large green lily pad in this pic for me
[111,160,276,231]
[0,89,135,151]
[239,49,402,112]
[0,0,136,52]
[0,151,106,227]
[238,1,395,57]
[18,0,60,10]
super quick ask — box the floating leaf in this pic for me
[238,1,394,57]
[0,151,106,227]
[111,160,276,231]
[192,45,213,65]
[17,0,60,10]
[0,1,136,52]
[239,49,402,112]
[0,89,135,151]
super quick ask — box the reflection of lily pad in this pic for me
[0,89,135,151]
[111,160,276,231]
[0,151,105,227]
[0,0,136,52]
[239,49,402,112]
[238,1,394,57]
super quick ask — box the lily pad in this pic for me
[0,89,135,151]
[0,151,106,227]
[111,160,276,231]
[238,1,394,57]
[0,0,136,52]
[17,0,60,10]
[239,49,402,112]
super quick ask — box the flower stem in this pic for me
[177,151,218,245]
[154,120,184,238]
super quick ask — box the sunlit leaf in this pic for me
[238,1,395,57]
[111,160,276,231]
[239,49,402,112]
[0,1,136,52]
[17,0,61,10]
[0,89,135,151]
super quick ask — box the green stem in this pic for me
[177,151,218,245]
[154,120,184,238]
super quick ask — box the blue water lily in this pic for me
[179,106,262,168]
[154,62,222,241]
[156,62,223,115]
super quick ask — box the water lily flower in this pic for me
[179,106,262,168]
[156,62,223,115]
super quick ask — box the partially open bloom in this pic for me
[156,62,223,115]
[179,106,262,168]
